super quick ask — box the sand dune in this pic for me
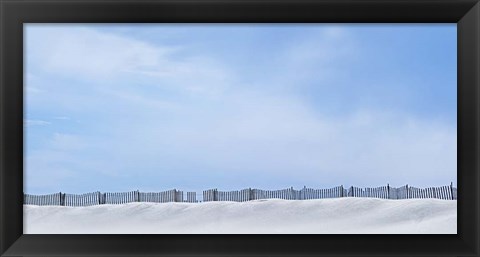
[24,197,456,234]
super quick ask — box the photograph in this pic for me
[23,23,457,234]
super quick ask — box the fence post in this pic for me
[450,182,454,200]
[136,190,140,202]
[249,188,253,201]
[406,184,409,199]
[350,186,354,197]
[61,193,66,206]
[214,189,218,201]
[387,184,390,199]
[340,185,344,197]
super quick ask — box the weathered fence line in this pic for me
[24,189,197,207]
[203,184,456,202]
[203,186,346,202]
[24,192,62,206]
[24,183,457,206]
[64,192,100,207]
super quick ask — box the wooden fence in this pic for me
[138,190,184,203]
[24,183,457,206]
[203,184,456,202]
[65,192,100,206]
[24,189,197,206]
[24,192,62,206]
[203,186,346,202]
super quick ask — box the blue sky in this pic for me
[24,24,457,194]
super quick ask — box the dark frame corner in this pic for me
[1,0,479,256]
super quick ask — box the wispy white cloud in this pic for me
[28,26,171,78]
[24,119,51,126]
[52,116,70,121]
[84,90,456,189]
[27,26,233,98]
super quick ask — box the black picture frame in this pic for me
[0,0,478,256]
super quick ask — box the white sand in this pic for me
[24,198,456,234]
